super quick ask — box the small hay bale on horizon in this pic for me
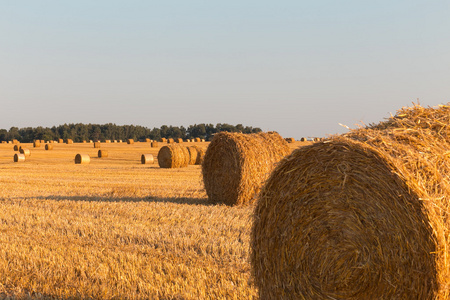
[45,144,53,150]
[33,141,41,147]
[194,137,201,142]
[167,138,174,144]
[66,139,73,144]
[13,145,19,151]
[157,144,189,168]
[75,154,90,164]
[151,142,159,148]
[98,150,108,158]
[176,138,183,143]
[285,137,295,143]
[94,142,101,148]
[160,138,167,143]
[141,154,154,164]
[127,139,134,144]
[14,153,25,162]
[251,104,450,299]
[202,131,290,206]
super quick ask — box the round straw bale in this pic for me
[45,144,53,150]
[160,138,167,143]
[145,138,151,143]
[285,137,295,143]
[94,142,101,148]
[201,139,205,142]
[202,132,290,206]
[58,139,63,143]
[66,139,73,144]
[19,148,31,156]
[194,137,201,142]
[82,140,87,143]
[105,140,111,143]
[141,154,154,164]
[98,150,108,158]
[157,144,189,168]
[75,154,90,164]
[167,138,174,144]
[300,137,306,142]
[176,138,183,143]
[33,141,41,147]
[13,145,19,151]
[127,139,134,144]
[14,153,25,162]
[251,104,450,299]
[12,139,19,144]
[151,142,159,148]
[186,146,198,165]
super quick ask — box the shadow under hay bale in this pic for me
[251,104,450,299]
[202,131,290,206]
[157,144,189,168]
[75,154,90,164]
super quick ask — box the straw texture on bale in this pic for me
[202,131,290,206]
[187,145,205,165]
[157,144,189,168]
[33,141,40,147]
[127,139,134,144]
[14,153,25,162]
[75,154,90,164]
[19,148,31,156]
[45,144,53,150]
[252,104,450,300]
[98,150,108,158]
[141,154,154,164]
[94,142,101,148]
[151,142,159,148]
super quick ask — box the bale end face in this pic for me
[251,140,438,299]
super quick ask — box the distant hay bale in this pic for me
[202,131,290,206]
[151,142,159,148]
[89,140,93,143]
[176,138,183,143]
[105,140,111,143]
[19,148,31,156]
[300,137,306,142]
[13,145,19,151]
[251,104,450,299]
[75,154,90,164]
[12,139,19,144]
[98,150,108,158]
[58,139,63,143]
[160,138,167,143]
[187,145,205,165]
[127,139,134,144]
[194,137,201,142]
[82,140,87,143]
[14,153,25,162]
[45,144,53,150]
[40,140,45,143]
[66,139,73,144]
[157,144,189,168]
[94,142,101,148]
[201,139,205,142]
[145,138,151,143]
[167,138,174,144]
[141,154,154,164]
[33,141,41,147]
[285,137,295,143]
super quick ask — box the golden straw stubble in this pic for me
[157,144,189,168]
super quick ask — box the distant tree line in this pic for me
[0,123,262,143]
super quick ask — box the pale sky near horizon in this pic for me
[1,1,449,139]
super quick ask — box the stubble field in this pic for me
[0,140,304,299]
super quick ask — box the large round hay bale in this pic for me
[45,144,53,150]
[202,132,290,206]
[186,146,198,165]
[66,139,73,144]
[251,104,450,299]
[194,137,201,142]
[94,142,101,148]
[167,138,174,144]
[157,144,189,168]
[160,138,167,143]
[141,154,154,164]
[176,138,183,143]
[127,139,134,144]
[33,141,41,147]
[14,153,25,162]
[98,150,108,158]
[13,145,19,151]
[151,142,159,148]
[19,148,31,156]
[75,154,90,164]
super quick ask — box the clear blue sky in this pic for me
[1,1,449,139]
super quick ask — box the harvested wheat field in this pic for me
[0,140,305,299]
